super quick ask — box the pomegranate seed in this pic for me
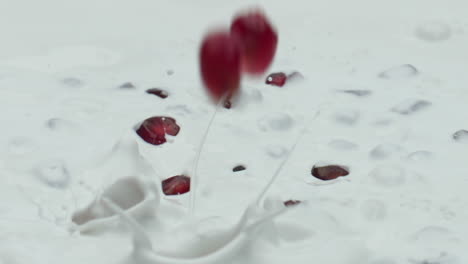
[265,71,302,87]
[161,117,179,136]
[233,165,246,172]
[199,30,242,102]
[284,200,301,207]
[266,72,287,86]
[162,175,190,195]
[231,9,278,75]
[311,165,349,181]
[136,116,180,145]
[146,88,168,99]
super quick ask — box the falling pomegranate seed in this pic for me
[233,165,246,172]
[311,165,349,181]
[162,175,190,195]
[199,30,242,102]
[266,72,287,87]
[136,116,180,145]
[231,9,278,75]
[146,88,168,99]
[284,200,301,207]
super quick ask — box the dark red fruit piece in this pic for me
[136,116,180,145]
[266,72,287,87]
[146,88,168,99]
[199,30,242,102]
[311,165,349,181]
[231,9,278,75]
[284,200,301,207]
[162,175,190,195]
[233,165,246,172]
[265,71,302,87]
[161,118,179,136]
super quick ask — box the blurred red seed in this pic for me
[311,165,349,181]
[136,116,180,145]
[265,71,303,87]
[284,200,301,207]
[266,72,287,86]
[232,165,246,172]
[231,9,278,75]
[199,30,242,102]
[162,175,190,195]
[146,88,168,99]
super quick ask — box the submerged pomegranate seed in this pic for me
[136,116,180,145]
[146,88,168,99]
[311,165,349,181]
[266,72,287,86]
[162,175,190,195]
[199,30,242,102]
[161,117,179,136]
[265,71,302,87]
[232,165,246,172]
[284,200,301,207]
[231,9,278,75]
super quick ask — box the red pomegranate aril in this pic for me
[232,165,246,172]
[162,175,190,195]
[231,9,278,75]
[161,117,180,136]
[265,71,302,87]
[284,200,301,207]
[266,72,287,87]
[136,116,180,145]
[311,165,349,181]
[146,88,168,99]
[199,30,242,102]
